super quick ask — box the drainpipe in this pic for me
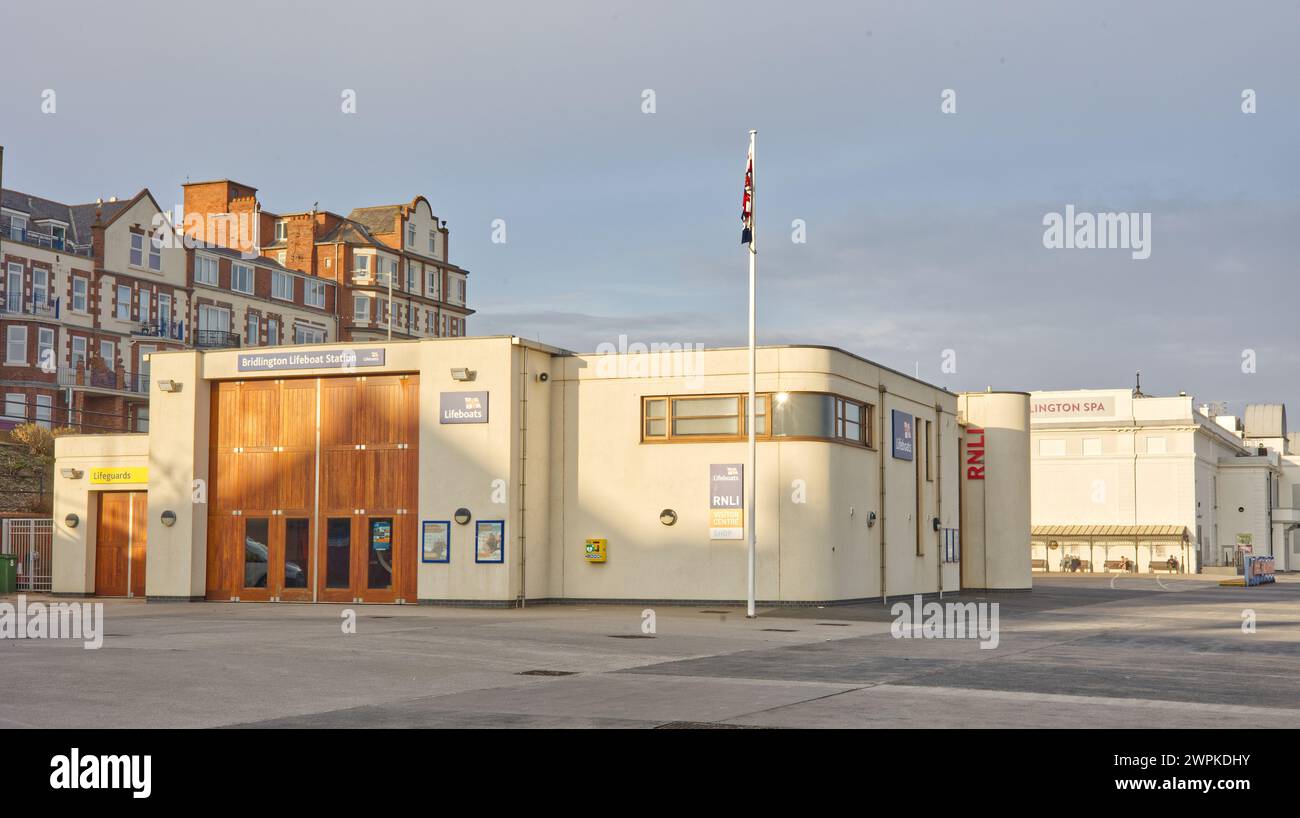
[517,344,529,607]
[879,384,887,603]
[936,402,943,598]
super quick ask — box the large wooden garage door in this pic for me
[207,375,418,603]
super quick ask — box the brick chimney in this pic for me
[181,180,259,252]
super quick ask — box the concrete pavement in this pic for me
[1,575,1297,728]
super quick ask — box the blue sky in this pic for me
[3,0,1297,410]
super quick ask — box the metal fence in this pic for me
[1,518,53,592]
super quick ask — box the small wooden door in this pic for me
[95,491,147,597]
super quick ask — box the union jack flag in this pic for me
[740,143,753,245]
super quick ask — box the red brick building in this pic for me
[181,181,473,343]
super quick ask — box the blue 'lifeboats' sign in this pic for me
[892,409,914,461]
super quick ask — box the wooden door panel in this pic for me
[280,380,318,450]
[277,450,315,511]
[239,451,279,511]
[400,516,417,602]
[320,379,360,447]
[359,378,404,446]
[213,384,240,449]
[94,492,130,596]
[239,381,281,450]
[129,492,148,598]
[363,450,409,512]
[208,451,240,512]
[320,449,364,510]
[206,514,237,600]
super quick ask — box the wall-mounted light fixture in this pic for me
[157,379,182,393]
[454,507,472,525]
[774,391,790,405]
[536,372,549,383]
[59,467,83,479]
[64,513,79,529]
[867,511,877,528]
[450,368,476,382]
[932,516,941,532]
[659,509,678,526]
[161,510,177,527]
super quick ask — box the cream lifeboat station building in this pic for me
[50,337,1031,606]
[1030,388,1300,574]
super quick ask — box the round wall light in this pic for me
[161,510,177,527]
[454,507,472,525]
[659,509,678,526]
[64,513,79,529]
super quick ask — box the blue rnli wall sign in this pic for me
[891,409,915,460]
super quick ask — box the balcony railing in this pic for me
[132,320,186,342]
[193,330,241,349]
[0,294,60,318]
[2,221,92,257]
[56,366,149,395]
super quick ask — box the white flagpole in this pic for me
[746,129,757,619]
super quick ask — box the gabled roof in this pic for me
[2,187,134,249]
[66,200,130,244]
[317,218,390,249]
[2,188,75,222]
[346,205,401,235]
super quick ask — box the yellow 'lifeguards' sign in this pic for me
[89,467,149,485]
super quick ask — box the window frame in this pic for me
[115,284,131,320]
[231,262,254,295]
[72,275,88,311]
[148,231,163,271]
[294,324,325,344]
[31,267,48,306]
[4,392,26,420]
[197,304,231,333]
[641,393,769,443]
[5,263,23,313]
[271,270,294,302]
[129,233,145,267]
[37,327,55,368]
[5,325,28,365]
[34,394,52,429]
[641,390,875,447]
[304,279,326,309]
[194,254,219,286]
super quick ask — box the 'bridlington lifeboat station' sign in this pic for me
[237,348,386,372]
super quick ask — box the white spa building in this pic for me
[1030,388,1299,573]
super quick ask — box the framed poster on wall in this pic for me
[422,520,450,563]
[475,520,505,564]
